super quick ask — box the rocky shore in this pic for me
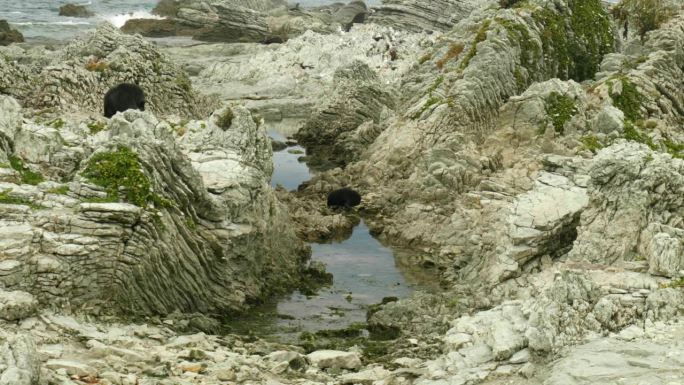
[0,0,683,384]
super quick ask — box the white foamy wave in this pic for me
[103,10,164,28]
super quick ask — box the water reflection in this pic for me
[268,128,311,191]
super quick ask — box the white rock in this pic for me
[306,350,362,370]
[45,360,97,377]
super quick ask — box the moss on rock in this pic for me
[82,146,169,208]
[9,156,44,185]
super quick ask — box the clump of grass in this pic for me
[216,108,234,130]
[436,43,465,70]
[9,156,44,185]
[87,121,107,135]
[545,92,577,134]
[623,121,657,149]
[49,118,65,129]
[610,77,643,122]
[664,138,684,159]
[81,146,170,208]
[580,135,604,153]
[46,186,69,195]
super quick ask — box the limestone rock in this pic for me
[0,291,37,321]
[545,322,684,385]
[0,334,39,385]
[295,60,395,168]
[1,23,217,118]
[306,350,362,370]
[339,366,391,384]
[0,99,308,316]
[569,143,684,266]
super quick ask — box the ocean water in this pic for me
[0,0,381,41]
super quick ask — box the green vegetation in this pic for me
[623,121,657,149]
[418,53,432,64]
[545,92,578,134]
[0,189,44,209]
[613,0,676,39]
[531,0,614,81]
[216,108,234,130]
[81,146,169,208]
[49,118,65,129]
[46,186,69,195]
[412,96,442,119]
[580,135,604,153]
[664,138,684,159]
[609,77,643,121]
[427,76,445,94]
[87,121,107,134]
[9,156,44,185]
[662,276,684,289]
[459,20,491,71]
[298,322,393,360]
[175,74,192,92]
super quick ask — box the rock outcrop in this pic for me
[369,0,487,32]
[0,20,24,46]
[295,61,396,168]
[0,23,217,118]
[569,143,684,270]
[58,4,95,18]
[0,89,308,315]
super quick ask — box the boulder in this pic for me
[58,4,95,18]
[0,291,37,321]
[306,350,362,370]
[333,1,367,31]
[0,20,23,46]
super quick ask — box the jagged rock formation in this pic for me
[369,0,487,32]
[0,20,24,46]
[123,0,364,43]
[295,61,396,168]
[0,88,309,315]
[569,143,684,270]
[0,23,217,118]
[175,24,431,126]
[319,0,617,280]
